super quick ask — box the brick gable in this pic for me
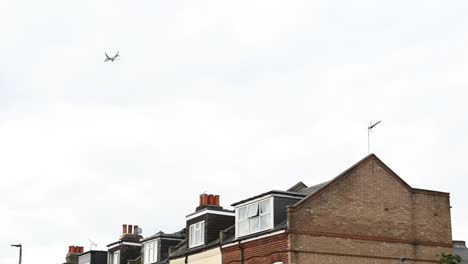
[288,155,452,263]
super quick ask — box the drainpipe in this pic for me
[185,253,188,264]
[237,241,244,264]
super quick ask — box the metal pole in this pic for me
[368,126,370,154]
[19,244,22,264]
[11,244,22,264]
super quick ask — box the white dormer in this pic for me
[232,191,306,239]
[235,197,273,238]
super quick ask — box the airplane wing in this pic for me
[105,52,110,59]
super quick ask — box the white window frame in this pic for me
[142,240,158,264]
[235,197,274,238]
[112,250,120,264]
[189,221,205,248]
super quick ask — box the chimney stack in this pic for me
[197,193,222,211]
[119,224,143,241]
[66,245,83,264]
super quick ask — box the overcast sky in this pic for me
[1,0,468,263]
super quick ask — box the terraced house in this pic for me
[219,154,453,264]
[66,154,455,264]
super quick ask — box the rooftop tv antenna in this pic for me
[88,239,98,251]
[368,121,382,154]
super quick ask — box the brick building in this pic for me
[64,246,85,264]
[221,154,453,264]
[107,224,143,264]
[168,194,235,264]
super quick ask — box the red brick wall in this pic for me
[222,232,288,264]
[288,156,452,263]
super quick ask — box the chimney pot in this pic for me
[201,194,208,206]
[123,224,128,234]
[134,225,139,235]
[199,195,204,206]
[81,246,84,253]
[214,195,220,206]
[128,224,133,234]
[69,246,74,253]
[208,194,214,205]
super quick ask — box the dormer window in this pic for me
[143,240,158,264]
[189,221,205,248]
[236,197,273,237]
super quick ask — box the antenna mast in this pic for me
[368,121,382,154]
[88,239,98,251]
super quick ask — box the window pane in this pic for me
[239,220,249,236]
[239,206,248,220]
[153,241,157,262]
[145,245,149,264]
[113,251,120,264]
[190,225,195,247]
[200,222,205,244]
[259,199,271,214]
[260,214,272,230]
[249,216,260,233]
[247,202,259,218]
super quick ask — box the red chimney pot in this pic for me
[214,195,220,206]
[199,195,204,206]
[123,224,128,234]
[201,194,208,206]
[208,194,214,205]
[128,224,133,234]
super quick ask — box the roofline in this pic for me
[140,235,185,243]
[412,188,450,197]
[289,154,450,211]
[221,229,287,248]
[78,250,107,256]
[231,190,306,207]
[185,207,235,221]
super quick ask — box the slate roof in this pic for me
[140,229,185,243]
[454,241,468,264]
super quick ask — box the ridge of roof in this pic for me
[140,229,186,242]
[289,154,396,210]
[290,153,450,211]
[287,181,308,192]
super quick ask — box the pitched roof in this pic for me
[289,153,449,211]
[140,229,185,243]
[287,181,308,192]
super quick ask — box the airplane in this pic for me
[104,51,119,62]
